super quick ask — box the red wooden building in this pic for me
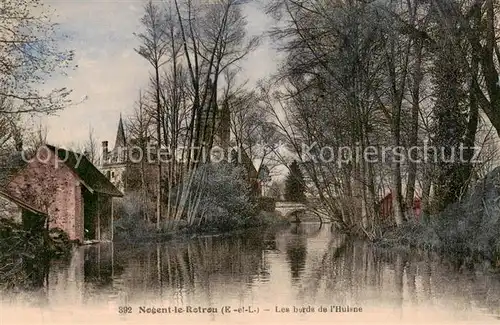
[379,191,422,220]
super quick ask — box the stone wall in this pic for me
[6,150,84,242]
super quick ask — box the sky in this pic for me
[39,0,279,149]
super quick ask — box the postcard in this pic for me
[1,0,499,324]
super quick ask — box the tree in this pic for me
[0,0,74,115]
[83,125,99,165]
[431,0,500,140]
[0,111,20,155]
[171,0,259,164]
[135,0,170,230]
[258,164,271,183]
[257,164,271,196]
[184,162,256,230]
[268,181,282,200]
[20,122,48,156]
[126,90,155,221]
[132,0,259,230]
[284,160,306,202]
[0,0,74,176]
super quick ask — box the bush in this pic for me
[179,162,259,232]
[114,163,279,239]
[113,192,165,242]
[268,181,283,200]
[115,191,155,223]
[380,166,500,268]
[257,197,276,212]
[0,218,71,290]
[430,168,500,261]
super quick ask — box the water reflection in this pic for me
[2,223,500,323]
[286,224,308,282]
[84,244,115,287]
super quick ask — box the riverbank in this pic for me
[375,168,500,271]
[112,210,288,244]
[0,218,72,290]
[375,223,499,271]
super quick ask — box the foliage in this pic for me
[258,164,271,184]
[182,162,258,232]
[0,0,74,115]
[114,164,280,240]
[113,212,172,243]
[132,0,260,229]
[267,181,283,200]
[113,192,169,242]
[262,0,500,234]
[284,160,306,202]
[0,0,74,168]
[0,217,70,290]
[257,196,276,212]
[379,167,500,268]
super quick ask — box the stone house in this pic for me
[3,144,123,243]
[100,116,161,208]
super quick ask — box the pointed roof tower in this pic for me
[114,114,126,150]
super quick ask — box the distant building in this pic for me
[378,191,422,221]
[99,116,164,202]
[100,116,128,193]
[199,78,230,147]
[100,104,232,196]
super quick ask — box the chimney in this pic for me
[102,141,108,165]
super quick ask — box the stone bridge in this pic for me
[275,201,330,223]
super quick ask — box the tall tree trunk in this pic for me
[155,63,162,230]
[391,110,404,226]
[406,38,423,212]
[472,0,500,137]
[141,153,147,221]
[459,2,481,190]
[392,161,404,227]
[421,164,433,218]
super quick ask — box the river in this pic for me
[1,223,500,324]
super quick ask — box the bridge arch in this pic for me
[285,208,307,223]
[275,201,324,224]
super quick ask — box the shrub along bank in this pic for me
[0,217,71,290]
[114,163,285,243]
[378,167,500,269]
